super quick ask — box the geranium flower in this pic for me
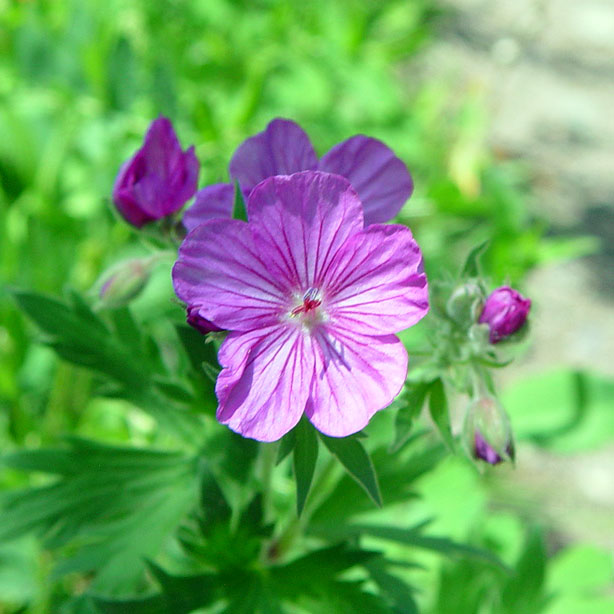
[173,171,428,441]
[113,117,199,228]
[182,118,412,232]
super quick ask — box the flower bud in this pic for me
[478,286,531,343]
[463,395,514,465]
[112,117,199,228]
[446,280,484,325]
[98,258,153,308]
[186,306,222,336]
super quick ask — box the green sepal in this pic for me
[293,418,319,516]
[320,433,382,507]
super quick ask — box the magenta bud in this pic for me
[98,258,153,308]
[463,395,514,465]
[478,286,531,343]
[186,306,223,336]
[112,117,199,228]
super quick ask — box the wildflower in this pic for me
[463,395,514,465]
[113,117,199,228]
[479,286,531,343]
[182,118,412,232]
[173,171,428,441]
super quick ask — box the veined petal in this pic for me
[216,325,314,442]
[172,219,286,331]
[229,118,318,195]
[182,183,234,232]
[318,135,412,225]
[247,171,364,290]
[325,224,428,335]
[306,328,408,437]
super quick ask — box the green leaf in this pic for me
[460,240,489,278]
[316,523,509,571]
[392,381,432,452]
[275,429,296,466]
[320,434,382,507]
[0,439,199,594]
[428,378,454,451]
[502,527,547,613]
[293,418,319,515]
[13,289,145,391]
[365,557,419,614]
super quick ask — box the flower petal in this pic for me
[216,325,314,442]
[306,328,408,437]
[172,218,286,331]
[229,118,318,194]
[247,171,363,290]
[325,224,428,335]
[182,183,234,232]
[318,135,412,225]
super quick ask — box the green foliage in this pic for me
[427,379,454,451]
[0,439,199,594]
[292,418,319,515]
[320,432,382,507]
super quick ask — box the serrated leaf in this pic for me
[293,418,318,516]
[392,381,432,452]
[428,378,454,451]
[320,434,382,507]
[13,289,145,390]
[0,440,199,594]
[460,240,489,278]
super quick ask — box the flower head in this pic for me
[479,286,531,343]
[173,171,428,441]
[113,117,199,227]
[463,395,514,465]
[182,118,412,232]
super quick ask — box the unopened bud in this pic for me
[446,281,485,325]
[98,258,153,308]
[479,286,531,344]
[463,395,514,465]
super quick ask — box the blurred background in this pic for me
[0,0,612,612]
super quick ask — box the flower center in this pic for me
[287,287,326,331]
[291,287,322,316]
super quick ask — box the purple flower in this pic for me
[113,117,199,228]
[173,171,428,442]
[479,286,531,343]
[182,118,412,232]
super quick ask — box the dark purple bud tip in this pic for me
[112,117,199,228]
[186,306,223,336]
[479,286,531,344]
[474,430,504,464]
[464,395,514,465]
